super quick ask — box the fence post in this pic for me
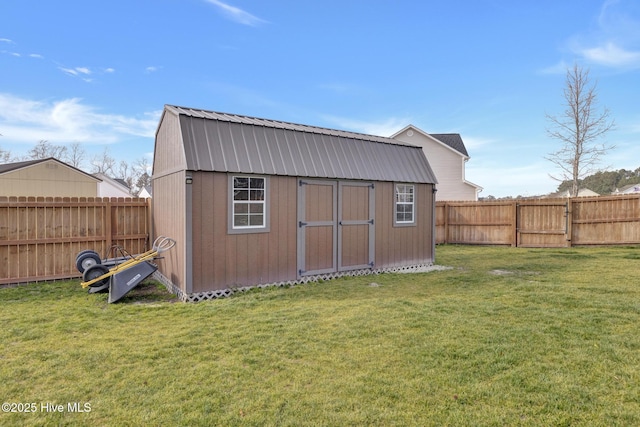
[105,198,112,250]
[512,200,518,247]
[443,202,449,244]
[566,198,573,247]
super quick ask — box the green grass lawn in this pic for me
[1,245,639,426]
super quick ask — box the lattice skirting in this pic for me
[152,263,434,303]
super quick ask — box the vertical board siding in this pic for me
[152,171,187,291]
[305,226,334,272]
[374,182,434,268]
[151,110,188,292]
[341,224,369,267]
[0,197,151,284]
[436,195,640,246]
[190,173,297,292]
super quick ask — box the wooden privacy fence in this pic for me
[0,197,151,285]
[436,194,640,247]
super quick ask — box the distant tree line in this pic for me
[0,140,151,196]
[480,167,640,201]
[555,167,640,195]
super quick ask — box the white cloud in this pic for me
[59,66,94,82]
[204,0,267,26]
[320,114,412,137]
[104,67,115,73]
[0,94,160,145]
[558,0,640,70]
[0,38,13,44]
[59,67,82,76]
[580,42,640,67]
[145,66,161,73]
[29,53,44,59]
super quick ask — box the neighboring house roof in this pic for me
[0,157,100,181]
[138,185,152,198]
[548,188,600,198]
[390,125,481,195]
[114,178,130,189]
[0,158,43,174]
[613,183,640,194]
[94,173,132,197]
[391,125,470,158]
[163,105,438,184]
[429,133,469,157]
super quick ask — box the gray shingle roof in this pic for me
[166,105,437,184]
[0,158,44,174]
[0,157,99,181]
[430,134,469,157]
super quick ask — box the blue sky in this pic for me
[1,0,638,197]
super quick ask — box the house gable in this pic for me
[0,157,99,197]
[94,173,132,197]
[392,125,482,201]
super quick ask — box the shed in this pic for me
[0,157,99,197]
[152,105,438,301]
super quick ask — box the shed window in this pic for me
[232,176,266,229]
[395,184,415,225]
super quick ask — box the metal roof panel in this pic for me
[169,105,436,184]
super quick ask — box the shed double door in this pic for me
[297,179,375,277]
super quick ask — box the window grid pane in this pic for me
[233,176,266,229]
[395,184,414,224]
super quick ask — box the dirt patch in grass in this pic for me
[119,281,180,304]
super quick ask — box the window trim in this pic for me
[393,183,416,227]
[228,174,270,234]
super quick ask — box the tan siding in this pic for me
[191,173,298,292]
[375,182,434,268]
[342,185,368,221]
[152,110,189,292]
[152,172,186,292]
[0,160,97,197]
[342,224,368,266]
[153,111,187,176]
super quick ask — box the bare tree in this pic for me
[27,140,68,160]
[546,63,615,197]
[65,143,86,168]
[0,133,11,163]
[135,157,151,194]
[0,146,11,163]
[91,147,116,175]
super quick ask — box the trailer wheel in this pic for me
[76,251,101,273]
[83,264,110,287]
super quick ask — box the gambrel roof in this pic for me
[161,105,437,184]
